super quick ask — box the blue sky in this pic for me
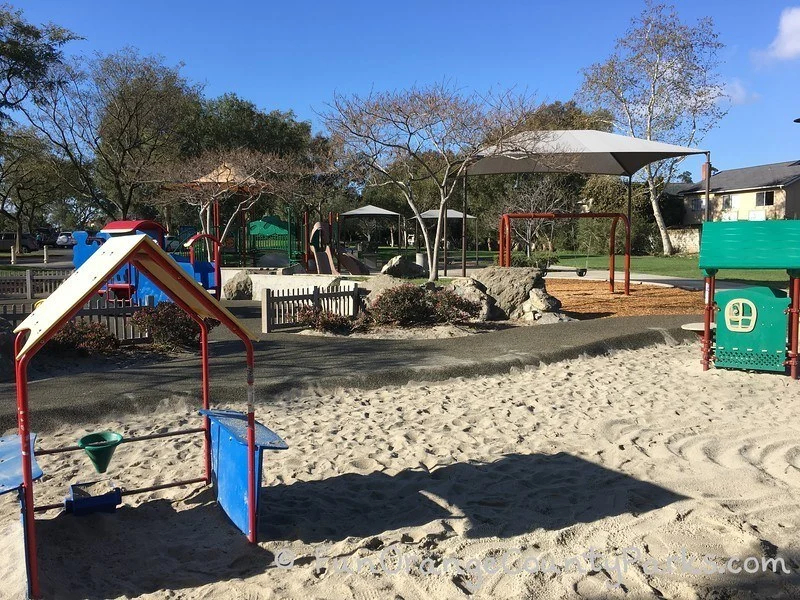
[15,0,800,180]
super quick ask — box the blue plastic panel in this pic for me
[200,410,287,537]
[0,434,43,495]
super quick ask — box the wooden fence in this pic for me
[262,284,364,333]
[0,268,73,299]
[0,297,153,344]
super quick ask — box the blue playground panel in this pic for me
[199,409,288,536]
[73,231,217,305]
[0,434,43,599]
[0,434,42,496]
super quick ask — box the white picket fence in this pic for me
[262,284,363,333]
[0,268,73,299]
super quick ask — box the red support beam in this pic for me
[498,212,631,295]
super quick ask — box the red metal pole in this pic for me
[15,332,40,599]
[246,349,257,543]
[789,276,799,380]
[702,274,715,371]
[609,217,618,293]
[497,217,504,267]
[200,322,211,483]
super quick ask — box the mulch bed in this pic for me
[545,279,704,319]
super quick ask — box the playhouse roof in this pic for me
[14,234,257,359]
[101,220,166,234]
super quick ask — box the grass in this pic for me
[556,252,789,287]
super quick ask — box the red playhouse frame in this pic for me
[12,235,263,598]
[185,232,223,299]
[498,212,631,296]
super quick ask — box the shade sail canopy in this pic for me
[189,162,268,193]
[419,209,476,220]
[341,204,400,217]
[468,130,705,177]
[14,234,258,358]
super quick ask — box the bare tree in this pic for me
[156,148,300,250]
[323,83,539,281]
[22,48,199,219]
[579,1,726,254]
[504,175,571,256]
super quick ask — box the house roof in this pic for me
[14,234,257,359]
[680,160,800,195]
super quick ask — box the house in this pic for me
[679,160,800,225]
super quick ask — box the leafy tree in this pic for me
[0,4,75,127]
[180,93,313,157]
[579,1,725,254]
[23,48,201,219]
[0,128,65,249]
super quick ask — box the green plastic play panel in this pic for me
[699,221,800,272]
[714,287,789,372]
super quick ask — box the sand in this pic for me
[1,343,799,599]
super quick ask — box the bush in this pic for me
[46,320,119,356]
[369,284,479,326]
[130,302,218,350]
[297,306,353,334]
[431,289,481,323]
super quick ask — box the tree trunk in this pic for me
[648,181,674,255]
[14,219,24,253]
[428,204,446,282]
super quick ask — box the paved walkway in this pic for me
[0,311,702,432]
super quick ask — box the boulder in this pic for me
[471,266,550,320]
[380,255,427,279]
[360,274,409,305]
[534,312,575,325]
[447,278,503,321]
[525,288,562,313]
[223,270,253,300]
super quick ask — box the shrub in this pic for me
[431,289,480,322]
[46,320,119,355]
[370,284,432,326]
[369,284,479,326]
[297,306,353,334]
[130,302,218,350]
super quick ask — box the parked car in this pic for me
[35,227,58,247]
[56,232,76,247]
[0,232,40,253]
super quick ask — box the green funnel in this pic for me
[78,431,123,473]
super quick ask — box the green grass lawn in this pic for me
[557,252,788,286]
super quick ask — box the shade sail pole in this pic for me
[462,175,468,278]
[627,176,632,228]
[704,151,712,223]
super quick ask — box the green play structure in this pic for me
[227,214,302,267]
[698,221,800,378]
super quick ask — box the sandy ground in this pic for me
[2,343,799,599]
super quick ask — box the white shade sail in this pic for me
[341,204,400,217]
[419,209,476,220]
[468,130,705,177]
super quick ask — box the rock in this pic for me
[535,312,575,325]
[380,255,427,279]
[471,266,550,320]
[223,270,253,300]
[447,278,503,321]
[523,288,562,313]
[360,274,409,304]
